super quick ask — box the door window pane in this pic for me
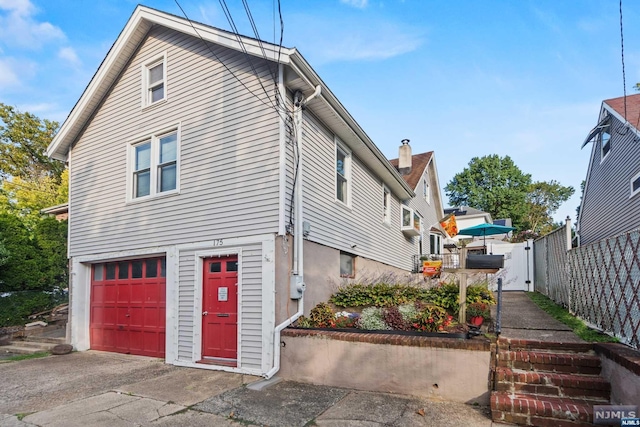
[146,259,157,278]
[132,261,143,278]
[210,262,221,273]
[106,263,116,280]
[94,264,104,281]
[118,262,129,280]
[227,261,238,272]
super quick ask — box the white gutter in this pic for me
[265,86,321,379]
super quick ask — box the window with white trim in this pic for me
[423,176,430,204]
[383,186,391,224]
[631,171,640,198]
[335,140,351,205]
[129,128,179,200]
[340,252,355,278]
[401,205,421,237]
[142,54,166,107]
[600,127,611,162]
[429,233,441,255]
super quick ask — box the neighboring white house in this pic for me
[443,206,492,244]
[578,93,640,245]
[46,6,434,377]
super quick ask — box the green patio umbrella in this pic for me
[457,223,515,247]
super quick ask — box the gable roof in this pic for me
[46,5,414,199]
[444,206,491,218]
[603,93,640,125]
[388,151,433,189]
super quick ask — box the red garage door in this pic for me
[90,258,166,358]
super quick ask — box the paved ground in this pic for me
[0,291,579,427]
[0,351,497,426]
[496,291,584,342]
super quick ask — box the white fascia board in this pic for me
[603,102,640,138]
[427,156,445,219]
[47,5,294,161]
[288,50,414,200]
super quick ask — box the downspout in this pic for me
[265,85,321,379]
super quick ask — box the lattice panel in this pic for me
[569,230,640,349]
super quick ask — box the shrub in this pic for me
[467,282,496,305]
[335,312,358,328]
[382,306,411,331]
[330,282,430,308]
[357,307,391,330]
[0,290,67,328]
[467,302,490,318]
[413,303,453,332]
[309,302,335,328]
[295,315,314,328]
[398,303,418,323]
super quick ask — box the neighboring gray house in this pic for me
[389,146,446,256]
[46,6,429,376]
[578,93,640,245]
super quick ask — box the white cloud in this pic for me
[300,20,424,63]
[340,0,368,8]
[0,0,65,49]
[0,58,20,88]
[58,46,81,67]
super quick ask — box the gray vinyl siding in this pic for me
[408,166,441,253]
[579,114,640,244]
[69,26,280,257]
[301,111,417,271]
[176,242,263,369]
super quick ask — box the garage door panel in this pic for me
[90,257,166,358]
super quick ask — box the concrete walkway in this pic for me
[0,351,499,427]
[497,291,584,342]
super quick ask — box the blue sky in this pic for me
[1,0,639,223]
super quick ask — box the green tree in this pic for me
[0,103,63,182]
[445,155,532,230]
[523,180,574,234]
[0,213,46,292]
[33,216,68,290]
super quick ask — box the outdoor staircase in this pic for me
[1,334,65,355]
[491,338,611,427]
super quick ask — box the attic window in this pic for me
[631,171,640,198]
[600,128,611,162]
[423,176,430,204]
[142,53,167,107]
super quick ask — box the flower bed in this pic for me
[295,279,496,338]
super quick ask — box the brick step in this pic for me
[497,350,601,375]
[494,367,610,400]
[497,338,595,354]
[491,391,600,426]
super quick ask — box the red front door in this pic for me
[202,256,238,364]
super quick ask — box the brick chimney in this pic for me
[398,139,412,175]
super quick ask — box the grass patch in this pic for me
[0,352,50,363]
[527,292,618,343]
[16,413,34,421]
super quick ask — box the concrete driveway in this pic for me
[0,351,497,426]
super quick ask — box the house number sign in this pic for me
[213,239,224,247]
[218,287,228,302]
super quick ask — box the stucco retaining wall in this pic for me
[595,343,640,406]
[279,329,491,404]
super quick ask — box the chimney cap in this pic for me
[401,139,410,145]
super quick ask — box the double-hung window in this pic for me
[600,128,611,161]
[142,54,167,107]
[631,171,640,198]
[383,186,391,224]
[336,139,351,206]
[423,176,430,204]
[130,127,179,200]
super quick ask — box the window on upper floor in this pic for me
[340,252,355,278]
[335,139,351,206]
[142,54,167,108]
[423,176,430,204]
[129,126,179,201]
[631,171,640,198]
[383,185,391,224]
[600,127,611,162]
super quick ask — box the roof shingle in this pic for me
[389,152,433,190]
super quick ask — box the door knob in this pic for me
[203,311,208,316]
